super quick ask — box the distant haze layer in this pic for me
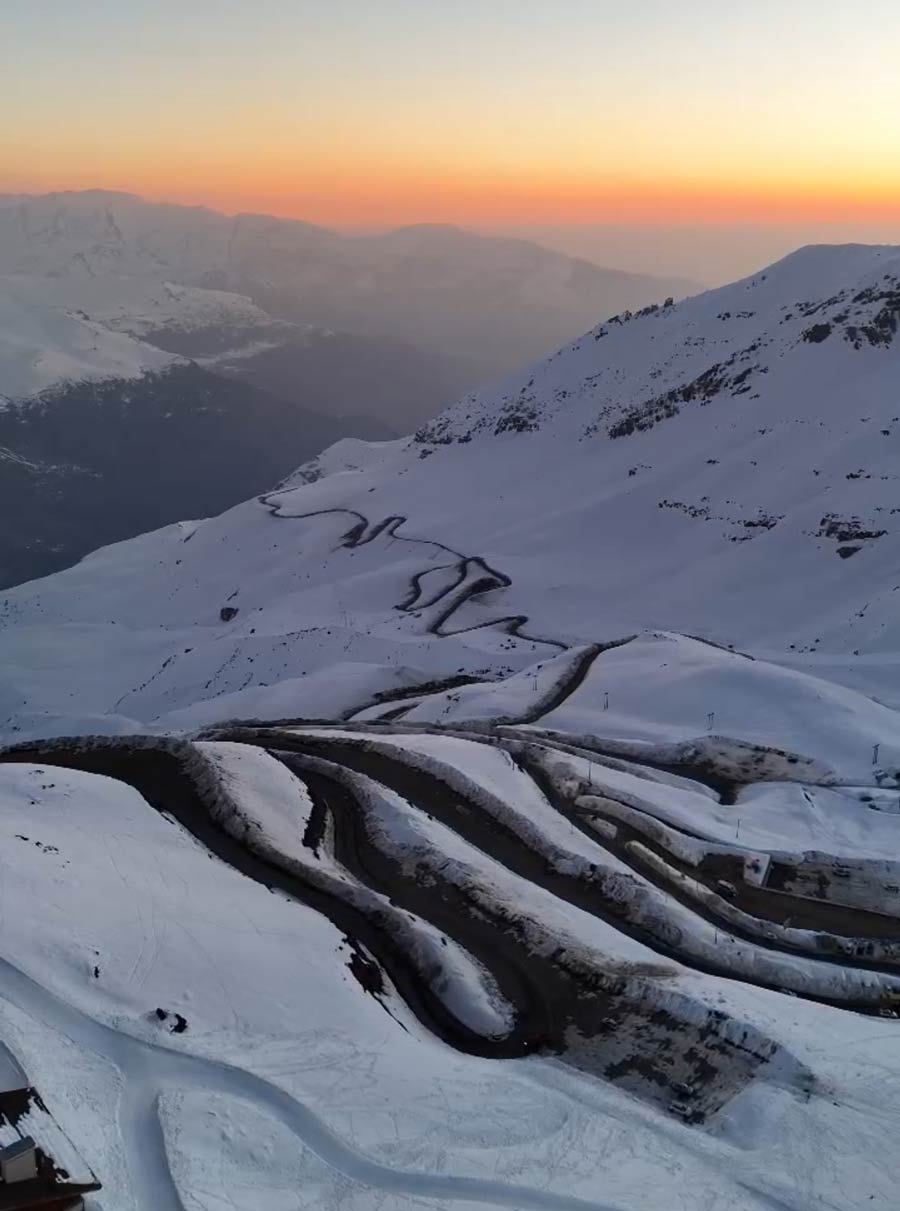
[482,222,900,286]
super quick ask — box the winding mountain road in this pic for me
[258,493,569,651]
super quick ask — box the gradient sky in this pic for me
[4,0,900,230]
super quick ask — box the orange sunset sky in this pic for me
[4,0,899,233]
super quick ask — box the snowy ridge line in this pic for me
[342,671,494,723]
[490,729,719,797]
[0,731,194,760]
[355,641,639,728]
[199,710,836,798]
[193,635,637,731]
[200,711,709,799]
[517,728,837,798]
[257,494,569,651]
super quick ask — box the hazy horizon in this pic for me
[7,180,900,287]
[6,182,900,287]
[5,1,898,244]
[480,221,900,286]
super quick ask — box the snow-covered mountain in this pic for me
[0,190,694,586]
[1,269,467,430]
[0,281,393,587]
[0,277,179,401]
[1,244,899,1211]
[4,272,292,356]
[0,190,695,400]
[2,241,898,731]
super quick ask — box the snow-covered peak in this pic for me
[0,191,696,380]
[0,190,229,280]
[0,279,179,401]
[422,242,900,443]
[2,273,281,339]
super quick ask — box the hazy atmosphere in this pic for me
[492,219,900,285]
[2,5,900,1211]
[4,1,899,279]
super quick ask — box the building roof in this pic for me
[0,1139,35,1164]
[0,1089,99,1210]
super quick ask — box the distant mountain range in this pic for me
[0,190,692,586]
[0,190,696,394]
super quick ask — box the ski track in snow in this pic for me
[0,955,620,1211]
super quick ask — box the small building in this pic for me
[0,1139,38,1187]
[0,1085,100,1210]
